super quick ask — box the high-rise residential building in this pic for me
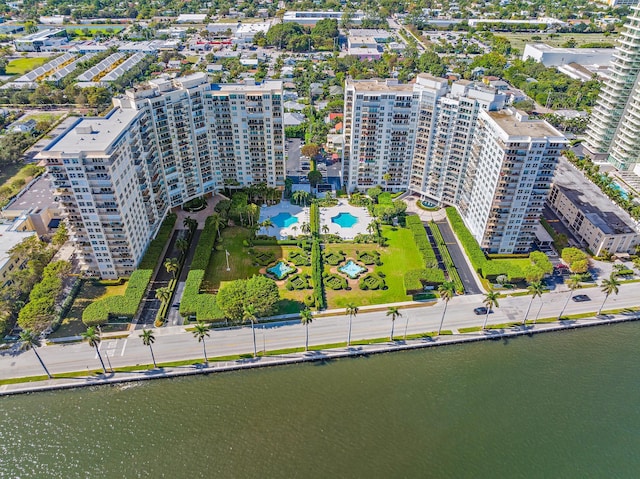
[460,109,567,253]
[410,79,506,206]
[38,73,284,278]
[584,6,640,170]
[342,77,424,192]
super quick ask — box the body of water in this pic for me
[1,323,639,478]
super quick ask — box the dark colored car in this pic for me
[572,294,591,302]
[474,307,492,315]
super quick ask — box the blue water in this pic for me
[267,261,295,279]
[612,182,629,200]
[422,200,436,208]
[331,212,358,228]
[339,260,366,278]
[270,212,298,228]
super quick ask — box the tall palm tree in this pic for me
[19,329,51,379]
[558,274,582,320]
[140,329,157,368]
[192,321,210,362]
[322,224,330,235]
[523,281,545,325]
[345,303,359,346]
[598,274,621,315]
[82,326,107,374]
[211,212,223,239]
[301,222,311,235]
[246,204,258,227]
[175,238,189,255]
[243,305,258,358]
[481,291,500,330]
[300,308,313,351]
[164,257,179,278]
[437,281,455,335]
[292,190,304,206]
[386,306,402,341]
[155,286,171,304]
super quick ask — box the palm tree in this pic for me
[301,222,311,235]
[176,238,189,255]
[211,212,223,239]
[386,306,402,341]
[82,326,107,374]
[192,321,210,362]
[292,190,304,206]
[558,274,582,320]
[291,225,299,236]
[598,274,621,315]
[140,329,157,368]
[523,281,545,325]
[300,308,313,351]
[164,257,179,278]
[246,204,258,227]
[322,224,330,235]
[345,303,359,346]
[19,329,51,379]
[155,286,171,304]
[183,216,197,232]
[437,281,455,335]
[481,291,500,330]
[243,305,258,358]
[261,218,274,237]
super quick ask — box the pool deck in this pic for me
[258,201,309,239]
[320,200,372,240]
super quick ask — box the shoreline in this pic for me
[2,313,639,396]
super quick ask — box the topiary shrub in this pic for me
[286,273,311,290]
[357,250,381,265]
[359,273,386,290]
[324,250,345,266]
[304,295,315,307]
[324,274,348,290]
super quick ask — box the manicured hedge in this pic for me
[286,273,311,290]
[311,239,326,308]
[324,273,348,290]
[405,215,438,268]
[288,250,310,266]
[428,222,464,293]
[481,260,525,282]
[138,213,177,270]
[446,207,487,273]
[190,215,218,270]
[324,250,345,266]
[310,202,320,237]
[359,273,386,290]
[404,268,445,295]
[180,270,225,321]
[180,215,225,322]
[83,270,153,326]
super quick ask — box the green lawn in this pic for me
[324,226,417,308]
[22,112,64,124]
[6,57,53,75]
[0,164,46,209]
[502,32,616,52]
[205,224,424,313]
[50,280,128,338]
[65,25,124,32]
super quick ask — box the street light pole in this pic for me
[225,249,231,271]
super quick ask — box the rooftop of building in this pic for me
[17,28,65,41]
[0,221,36,272]
[39,108,138,155]
[486,109,565,139]
[553,157,637,236]
[3,174,56,214]
[210,79,284,92]
[525,42,614,54]
[346,78,414,92]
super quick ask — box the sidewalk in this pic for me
[5,312,639,396]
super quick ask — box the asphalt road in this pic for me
[3,283,639,379]
[436,219,483,294]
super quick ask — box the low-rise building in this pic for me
[14,28,68,52]
[0,220,36,288]
[548,158,640,255]
[523,43,614,68]
[282,11,364,26]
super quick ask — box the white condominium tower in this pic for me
[38,73,284,278]
[460,109,567,253]
[342,77,425,192]
[410,79,505,206]
[584,5,640,170]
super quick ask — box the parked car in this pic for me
[572,294,590,302]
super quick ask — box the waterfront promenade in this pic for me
[2,280,640,395]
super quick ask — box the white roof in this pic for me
[176,14,207,22]
[40,108,138,155]
[0,222,36,273]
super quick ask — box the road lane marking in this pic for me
[121,339,127,356]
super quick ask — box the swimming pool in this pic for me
[612,182,629,200]
[270,212,299,228]
[266,261,295,280]
[331,212,358,228]
[338,260,366,279]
